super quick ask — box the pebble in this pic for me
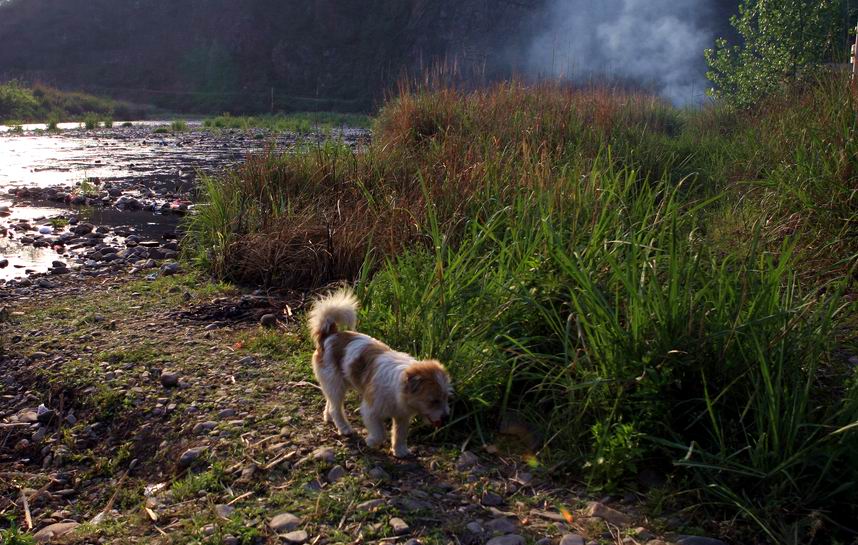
[260,313,277,327]
[223,536,240,545]
[160,262,180,276]
[310,446,336,464]
[282,530,309,544]
[485,517,518,534]
[390,517,410,535]
[192,421,218,434]
[456,450,480,470]
[584,501,632,527]
[177,446,207,468]
[356,499,385,511]
[481,491,504,506]
[215,504,235,519]
[217,408,237,418]
[560,534,586,545]
[327,464,347,483]
[486,535,525,545]
[33,522,80,542]
[269,513,302,532]
[160,371,180,387]
[403,540,423,545]
[367,466,391,480]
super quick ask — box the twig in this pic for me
[227,491,253,505]
[20,489,32,530]
[262,450,297,471]
[287,381,322,391]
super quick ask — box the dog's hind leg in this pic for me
[314,355,353,435]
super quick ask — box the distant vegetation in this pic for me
[186,76,858,542]
[203,112,372,133]
[0,80,151,124]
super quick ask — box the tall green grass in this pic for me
[202,112,372,133]
[186,78,858,542]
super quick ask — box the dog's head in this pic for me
[402,360,452,428]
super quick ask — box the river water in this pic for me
[0,122,369,281]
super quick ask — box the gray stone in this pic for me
[72,223,93,235]
[269,513,302,533]
[215,504,235,519]
[282,530,308,544]
[192,421,218,434]
[160,262,180,276]
[311,446,336,463]
[466,522,484,534]
[535,539,553,545]
[178,446,207,468]
[481,491,504,507]
[33,522,80,542]
[217,408,237,418]
[368,466,391,480]
[260,313,277,328]
[486,535,525,545]
[676,538,727,545]
[456,450,480,470]
[327,464,347,483]
[485,517,518,534]
[223,536,240,545]
[160,371,180,387]
[357,499,385,511]
[390,517,410,535]
[403,540,423,545]
[584,502,632,527]
[560,534,586,545]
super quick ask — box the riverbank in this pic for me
[0,269,705,545]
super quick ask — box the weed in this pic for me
[171,119,188,132]
[0,519,35,545]
[171,463,227,501]
[83,113,100,129]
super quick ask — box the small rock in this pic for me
[192,421,218,434]
[160,262,180,276]
[215,504,235,519]
[311,446,336,464]
[36,404,56,424]
[486,535,525,545]
[223,536,240,545]
[327,464,346,483]
[634,528,655,542]
[466,521,484,534]
[282,530,308,544]
[367,466,390,480]
[0,258,8,268]
[535,539,553,545]
[269,513,302,533]
[481,491,504,506]
[560,534,586,545]
[260,313,277,328]
[584,501,632,527]
[390,517,410,535]
[72,223,93,235]
[178,446,207,468]
[238,355,256,365]
[404,540,423,545]
[160,371,180,388]
[485,517,518,534]
[676,538,727,545]
[456,450,480,470]
[356,499,385,511]
[217,408,237,418]
[33,522,80,542]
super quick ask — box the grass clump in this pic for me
[186,77,858,542]
[203,111,371,133]
[0,519,35,545]
[171,463,227,501]
[0,80,150,124]
[170,119,188,132]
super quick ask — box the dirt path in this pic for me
[0,271,690,545]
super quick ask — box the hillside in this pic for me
[0,0,742,114]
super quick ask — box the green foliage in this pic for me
[706,0,846,108]
[0,519,36,545]
[83,113,99,129]
[203,112,373,132]
[0,80,39,121]
[186,79,858,541]
[171,464,227,501]
[170,119,188,132]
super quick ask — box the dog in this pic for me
[308,288,452,457]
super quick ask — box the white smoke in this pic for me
[528,0,714,104]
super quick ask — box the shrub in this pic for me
[82,113,99,130]
[170,119,188,132]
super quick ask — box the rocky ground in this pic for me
[0,268,730,545]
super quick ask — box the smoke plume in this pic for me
[528,0,717,104]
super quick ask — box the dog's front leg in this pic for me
[361,402,387,448]
[391,415,411,458]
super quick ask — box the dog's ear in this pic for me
[406,374,423,394]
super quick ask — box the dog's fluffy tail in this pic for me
[308,287,358,347]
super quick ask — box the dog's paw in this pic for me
[392,446,412,458]
[365,435,384,449]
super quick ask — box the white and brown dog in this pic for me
[308,288,451,457]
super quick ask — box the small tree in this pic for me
[706,0,846,108]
